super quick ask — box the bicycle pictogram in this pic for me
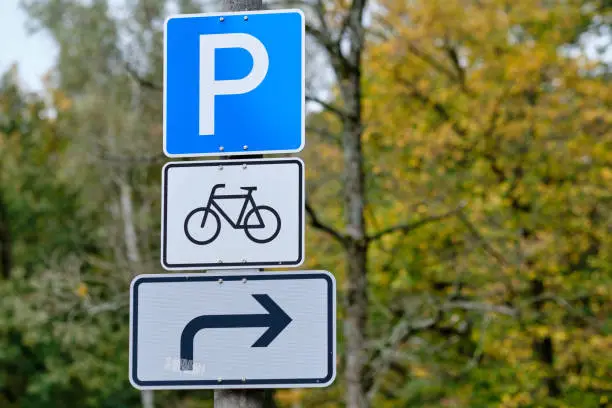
[184,184,281,245]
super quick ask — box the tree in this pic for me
[353,0,611,406]
[0,66,104,408]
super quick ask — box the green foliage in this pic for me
[0,67,104,407]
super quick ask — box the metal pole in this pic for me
[214,0,269,408]
[214,1,266,405]
[223,0,262,10]
[212,273,268,406]
[212,270,268,408]
[211,267,274,407]
[214,389,268,408]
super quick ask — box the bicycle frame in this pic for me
[201,184,265,229]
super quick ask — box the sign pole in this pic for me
[223,0,262,10]
[215,0,265,406]
[212,271,267,408]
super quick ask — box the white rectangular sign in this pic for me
[129,271,336,389]
[161,158,304,270]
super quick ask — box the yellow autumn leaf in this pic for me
[76,282,88,298]
[412,366,430,378]
[275,389,304,405]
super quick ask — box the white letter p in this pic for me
[199,33,269,135]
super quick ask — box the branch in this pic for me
[460,314,490,373]
[305,200,346,245]
[457,211,510,266]
[339,0,368,53]
[86,298,129,315]
[477,96,507,180]
[306,94,352,119]
[366,296,512,397]
[305,23,339,57]
[525,293,604,331]
[124,62,162,91]
[305,19,352,79]
[395,74,468,138]
[406,42,459,84]
[444,43,467,89]
[367,203,465,243]
[306,124,342,147]
[365,316,438,399]
[96,151,166,165]
[312,0,330,40]
[441,301,518,317]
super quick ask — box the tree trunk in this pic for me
[118,179,154,408]
[341,84,368,408]
[344,239,368,408]
[531,278,561,398]
[120,181,140,266]
[339,2,368,406]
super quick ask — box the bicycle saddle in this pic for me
[240,186,258,191]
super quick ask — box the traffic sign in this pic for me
[129,271,336,389]
[164,10,305,157]
[161,158,304,270]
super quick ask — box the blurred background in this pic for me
[0,0,610,407]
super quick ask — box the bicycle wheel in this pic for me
[244,205,281,244]
[184,207,221,245]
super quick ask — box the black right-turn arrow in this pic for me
[179,294,292,370]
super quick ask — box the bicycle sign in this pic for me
[162,158,304,270]
[184,184,281,245]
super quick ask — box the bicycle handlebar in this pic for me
[211,184,226,192]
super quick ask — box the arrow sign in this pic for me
[180,294,292,370]
[129,271,336,389]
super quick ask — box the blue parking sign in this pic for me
[164,10,305,157]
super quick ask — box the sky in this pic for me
[0,0,57,92]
